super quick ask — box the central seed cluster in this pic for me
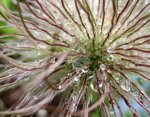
[73,40,113,72]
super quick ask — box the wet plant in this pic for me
[0,0,150,117]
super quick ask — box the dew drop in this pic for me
[68,27,74,32]
[114,59,121,64]
[51,57,57,63]
[82,67,88,73]
[110,110,114,115]
[115,77,119,81]
[39,84,43,87]
[47,35,52,40]
[24,78,30,82]
[100,64,106,71]
[37,52,41,56]
[37,109,48,117]
[121,83,131,92]
[122,45,128,50]
[90,83,97,92]
[34,96,38,100]
[107,47,116,54]
[28,24,34,29]
[58,85,62,89]
[80,10,86,15]
[72,102,76,107]
[38,44,47,49]
[56,2,61,7]
[127,87,131,91]
[109,55,115,61]
[67,73,71,76]
[88,75,94,79]
[145,0,149,5]
[74,77,79,82]
[55,17,62,25]
[97,18,102,26]
[83,29,87,33]
[42,13,48,19]
[99,82,103,88]
[107,69,112,73]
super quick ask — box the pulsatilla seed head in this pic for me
[0,0,150,117]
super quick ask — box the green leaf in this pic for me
[2,0,16,10]
[91,91,102,117]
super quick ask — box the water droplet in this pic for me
[110,110,114,115]
[122,44,133,50]
[99,82,103,88]
[83,29,87,33]
[108,55,115,61]
[67,73,71,76]
[43,13,48,19]
[37,52,41,56]
[80,10,85,15]
[38,44,47,49]
[90,83,97,92]
[47,35,52,40]
[68,27,74,32]
[24,78,30,82]
[88,75,94,79]
[100,64,106,71]
[34,96,38,100]
[107,69,112,73]
[114,59,121,64]
[115,77,119,81]
[107,47,116,54]
[72,102,76,107]
[82,67,88,73]
[51,57,57,63]
[122,45,128,50]
[97,18,102,26]
[37,109,48,117]
[58,85,62,89]
[121,82,130,91]
[103,26,108,35]
[55,17,62,25]
[39,84,43,87]
[145,0,149,5]
[56,2,61,7]
[74,77,79,82]
[28,24,34,29]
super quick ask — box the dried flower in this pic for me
[0,0,150,117]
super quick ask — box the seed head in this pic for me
[0,0,150,117]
